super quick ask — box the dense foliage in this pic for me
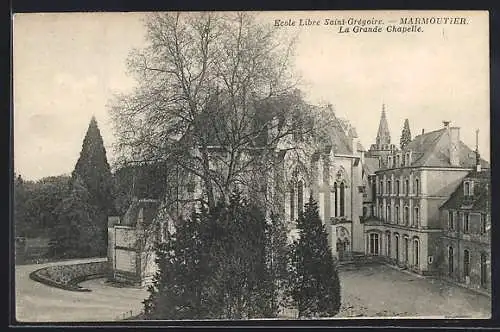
[144,192,288,319]
[287,196,341,318]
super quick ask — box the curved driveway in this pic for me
[15,258,148,322]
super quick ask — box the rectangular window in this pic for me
[405,179,409,195]
[480,214,487,234]
[387,180,391,195]
[448,210,455,230]
[413,207,419,227]
[463,212,470,233]
[380,180,384,195]
[396,180,400,195]
[395,206,400,223]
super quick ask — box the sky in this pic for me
[13,11,490,181]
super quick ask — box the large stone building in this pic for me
[107,102,490,289]
[439,149,490,293]
[283,105,366,258]
[363,112,489,276]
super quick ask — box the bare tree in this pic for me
[109,12,329,213]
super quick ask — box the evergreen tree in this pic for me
[144,191,281,320]
[51,176,100,259]
[72,116,114,255]
[288,196,341,318]
[400,118,412,150]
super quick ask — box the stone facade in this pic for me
[440,168,491,294]
[108,199,160,286]
[363,114,489,277]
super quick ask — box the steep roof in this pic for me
[376,107,391,145]
[404,128,489,168]
[440,169,491,212]
[363,157,381,175]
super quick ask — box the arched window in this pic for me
[333,182,338,217]
[395,205,400,223]
[387,180,392,194]
[464,249,470,279]
[339,182,345,217]
[405,179,410,195]
[387,205,392,223]
[404,206,409,225]
[297,180,304,216]
[396,155,400,167]
[413,238,420,267]
[379,204,383,220]
[395,180,400,195]
[380,180,384,195]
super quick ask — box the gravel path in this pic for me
[15,259,148,322]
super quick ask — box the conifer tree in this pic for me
[144,191,282,320]
[400,118,412,150]
[288,195,341,318]
[51,176,100,258]
[72,116,115,255]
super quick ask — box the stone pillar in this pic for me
[107,216,120,274]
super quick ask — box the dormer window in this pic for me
[464,181,474,196]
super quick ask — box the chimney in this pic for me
[421,129,425,135]
[448,123,460,167]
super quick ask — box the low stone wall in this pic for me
[30,259,110,292]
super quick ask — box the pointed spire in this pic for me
[376,104,391,146]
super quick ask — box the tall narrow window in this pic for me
[380,204,383,220]
[464,249,470,279]
[396,180,400,195]
[386,232,391,257]
[380,180,384,195]
[481,253,488,288]
[448,246,454,276]
[413,207,419,227]
[339,182,345,217]
[405,179,409,195]
[333,182,338,217]
[463,212,470,233]
[448,210,455,230]
[414,178,420,195]
[395,234,400,262]
[387,205,392,223]
[404,206,409,225]
[371,180,376,198]
[396,155,400,167]
[481,214,487,234]
[395,206,400,223]
[369,233,379,255]
[413,238,420,267]
[297,180,304,216]
[464,182,470,196]
[387,180,392,195]
[290,186,295,221]
[404,237,409,263]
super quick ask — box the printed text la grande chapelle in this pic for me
[273,16,469,34]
